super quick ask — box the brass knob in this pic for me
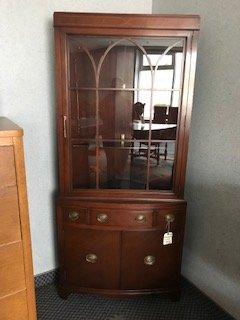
[135,214,146,223]
[86,253,98,263]
[144,255,156,266]
[165,214,175,223]
[97,213,108,223]
[68,211,80,221]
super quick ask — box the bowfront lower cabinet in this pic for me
[54,12,200,299]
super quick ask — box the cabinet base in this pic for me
[57,284,181,301]
[58,285,71,300]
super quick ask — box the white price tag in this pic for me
[163,232,173,245]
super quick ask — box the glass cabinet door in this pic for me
[67,36,185,191]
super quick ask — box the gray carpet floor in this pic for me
[36,280,235,320]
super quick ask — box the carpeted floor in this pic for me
[36,280,235,320]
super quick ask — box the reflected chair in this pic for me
[132,102,145,121]
[153,105,167,124]
[167,107,178,124]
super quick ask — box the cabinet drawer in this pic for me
[0,146,16,188]
[121,230,182,290]
[0,242,26,297]
[0,186,21,245]
[154,209,186,230]
[0,290,28,320]
[90,209,153,227]
[64,226,120,289]
[63,207,87,225]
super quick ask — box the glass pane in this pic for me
[99,143,147,189]
[72,142,97,189]
[149,141,176,190]
[99,90,134,140]
[70,89,96,139]
[143,54,172,66]
[68,37,96,88]
[67,35,185,191]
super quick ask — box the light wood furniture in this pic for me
[54,12,200,300]
[0,117,36,320]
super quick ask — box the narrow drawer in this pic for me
[0,290,28,320]
[0,186,21,245]
[63,207,87,225]
[0,242,26,297]
[90,209,153,227]
[154,208,186,230]
[0,146,16,188]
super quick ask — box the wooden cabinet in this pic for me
[54,12,200,299]
[0,118,36,319]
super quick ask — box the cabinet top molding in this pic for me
[54,12,200,31]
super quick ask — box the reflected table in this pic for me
[133,122,177,131]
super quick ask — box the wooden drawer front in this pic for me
[0,146,16,187]
[0,242,26,297]
[64,226,120,289]
[121,230,181,290]
[0,186,21,245]
[63,207,87,225]
[154,209,186,230]
[0,290,28,320]
[90,209,153,227]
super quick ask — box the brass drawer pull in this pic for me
[96,213,108,223]
[135,214,146,223]
[68,211,80,221]
[144,255,156,266]
[165,214,175,223]
[86,253,98,264]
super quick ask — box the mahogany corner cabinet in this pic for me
[54,12,200,300]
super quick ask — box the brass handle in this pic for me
[135,214,146,223]
[165,214,175,223]
[97,213,108,223]
[144,255,156,266]
[86,253,98,263]
[63,115,67,139]
[68,211,80,221]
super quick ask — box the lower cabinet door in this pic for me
[64,226,120,289]
[121,230,182,290]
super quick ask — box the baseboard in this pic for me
[35,269,58,288]
[182,250,240,320]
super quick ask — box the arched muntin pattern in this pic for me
[97,38,154,86]
[71,37,185,190]
[154,40,182,74]
[74,44,98,86]
[96,38,154,188]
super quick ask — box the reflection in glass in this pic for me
[68,39,96,88]
[72,143,97,189]
[70,90,96,139]
[99,90,134,140]
[99,145,147,189]
[99,45,136,89]
[149,141,176,190]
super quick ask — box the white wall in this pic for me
[0,0,152,275]
[152,1,240,319]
